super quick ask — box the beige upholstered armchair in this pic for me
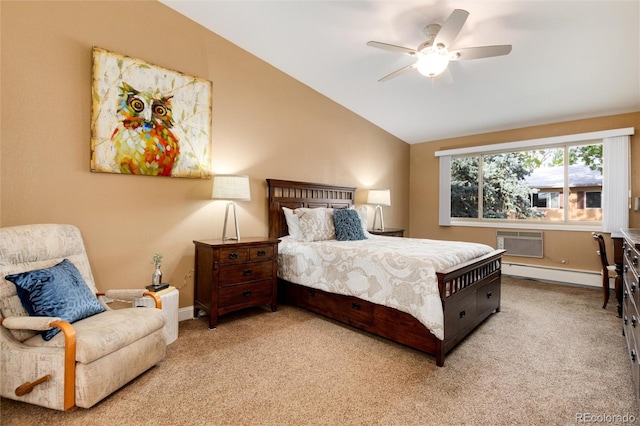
[0,224,167,411]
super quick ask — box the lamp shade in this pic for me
[211,175,251,201]
[367,189,391,206]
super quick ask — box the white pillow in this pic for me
[355,206,369,235]
[282,207,303,240]
[296,208,335,241]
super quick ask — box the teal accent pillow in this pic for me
[334,209,367,241]
[5,259,105,340]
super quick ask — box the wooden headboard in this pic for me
[267,179,356,239]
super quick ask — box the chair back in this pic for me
[0,224,98,341]
[592,232,610,269]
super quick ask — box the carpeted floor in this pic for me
[1,276,637,425]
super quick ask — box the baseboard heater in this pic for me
[496,230,543,258]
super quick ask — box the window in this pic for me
[532,192,561,209]
[585,191,602,209]
[449,144,600,223]
[436,128,632,232]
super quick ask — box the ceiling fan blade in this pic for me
[378,63,417,82]
[449,45,512,60]
[367,41,418,56]
[434,9,469,48]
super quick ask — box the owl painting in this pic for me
[91,47,212,178]
[110,82,180,176]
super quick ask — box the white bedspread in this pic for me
[277,234,494,340]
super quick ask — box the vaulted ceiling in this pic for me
[160,1,640,144]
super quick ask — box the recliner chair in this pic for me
[0,224,167,411]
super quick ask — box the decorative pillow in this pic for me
[334,208,367,241]
[296,208,335,241]
[282,207,304,240]
[5,259,106,340]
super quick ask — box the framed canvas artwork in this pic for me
[90,47,213,179]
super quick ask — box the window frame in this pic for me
[435,128,632,233]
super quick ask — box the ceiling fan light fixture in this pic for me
[416,45,450,78]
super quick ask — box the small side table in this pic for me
[134,286,179,345]
[193,237,279,329]
[369,228,404,237]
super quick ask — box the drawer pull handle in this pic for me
[243,269,253,276]
[624,290,628,299]
[308,289,315,297]
[632,316,637,328]
[486,291,492,299]
[257,250,266,256]
[228,253,239,260]
[625,265,629,273]
[243,290,252,297]
[634,256,639,267]
[624,315,629,325]
[459,310,466,319]
[352,302,361,310]
[632,349,637,363]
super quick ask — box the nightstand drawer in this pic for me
[218,280,273,308]
[250,245,274,261]
[219,247,249,264]
[219,261,274,286]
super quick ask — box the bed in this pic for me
[267,179,504,366]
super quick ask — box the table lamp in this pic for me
[367,189,391,231]
[212,175,251,241]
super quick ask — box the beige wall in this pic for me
[0,1,409,309]
[410,112,640,273]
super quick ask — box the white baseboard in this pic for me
[179,306,194,322]
[502,262,608,288]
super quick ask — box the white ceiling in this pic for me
[160,0,640,144]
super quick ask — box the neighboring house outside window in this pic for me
[525,164,602,221]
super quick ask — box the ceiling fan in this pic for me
[367,9,512,82]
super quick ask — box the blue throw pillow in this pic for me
[334,209,367,241]
[5,259,105,340]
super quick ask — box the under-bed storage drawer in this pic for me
[476,277,501,316]
[444,290,477,338]
[289,284,374,327]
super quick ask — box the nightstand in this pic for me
[193,237,279,329]
[368,228,404,237]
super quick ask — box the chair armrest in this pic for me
[99,289,162,309]
[0,316,62,331]
[1,317,77,410]
[101,289,147,300]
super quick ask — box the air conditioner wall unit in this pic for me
[496,230,543,258]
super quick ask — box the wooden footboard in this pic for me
[267,179,505,366]
[437,250,504,361]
